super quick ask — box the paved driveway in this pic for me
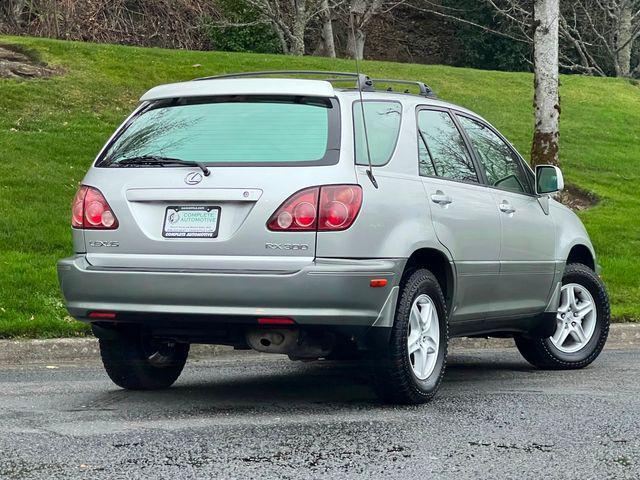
[0,348,638,479]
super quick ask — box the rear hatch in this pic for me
[79,93,352,272]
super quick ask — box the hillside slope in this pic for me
[0,36,638,337]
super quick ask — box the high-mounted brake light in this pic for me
[88,311,117,319]
[267,185,362,232]
[257,317,296,325]
[71,185,119,230]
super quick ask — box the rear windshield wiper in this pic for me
[114,155,210,176]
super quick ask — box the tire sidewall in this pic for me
[99,329,189,390]
[396,270,448,396]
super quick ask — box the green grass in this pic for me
[0,36,638,338]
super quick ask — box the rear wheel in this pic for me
[515,263,610,369]
[372,269,448,404]
[99,329,189,390]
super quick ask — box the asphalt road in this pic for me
[0,347,638,480]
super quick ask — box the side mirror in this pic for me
[535,165,564,195]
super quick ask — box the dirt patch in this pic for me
[557,183,599,211]
[0,44,59,79]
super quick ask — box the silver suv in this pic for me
[57,71,610,404]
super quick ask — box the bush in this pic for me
[444,0,531,72]
[0,0,218,50]
[205,0,281,54]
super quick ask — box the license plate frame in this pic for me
[162,206,221,239]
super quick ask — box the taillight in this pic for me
[71,186,87,228]
[267,187,319,231]
[71,185,118,229]
[267,185,362,232]
[318,185,363,231]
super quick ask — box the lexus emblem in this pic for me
[185,172,203,185]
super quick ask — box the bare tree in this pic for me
[318,0,337,57]
[560,1,640,77]
[415,0,640,77]
[244,0,340,55]
[347,0,380,59]
[413,0,561,166]
[531,0,560,166]
[342,0,404,59]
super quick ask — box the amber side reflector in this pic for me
[370,279,388,288]
[88,311,116,319]
[257,317,296,325]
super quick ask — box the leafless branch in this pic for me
[409,1,531,44]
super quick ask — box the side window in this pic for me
[457,115,532,194]
[354,101,402,166]
[417,110,478,183]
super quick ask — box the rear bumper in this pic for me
[57,255,404,329]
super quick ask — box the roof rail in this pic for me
[194,70,436,98]
[195,70,373,91]
[370,78,436,98]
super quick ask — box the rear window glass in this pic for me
[353,100,402,166]
[98,97,337,166]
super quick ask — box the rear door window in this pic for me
[417,109,479,183]
[457,115,532,194]
[353,100,402,166]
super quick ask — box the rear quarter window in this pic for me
[353,100,402,166]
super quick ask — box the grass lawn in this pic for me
[0,36,638,338]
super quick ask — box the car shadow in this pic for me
[75,352,537,416]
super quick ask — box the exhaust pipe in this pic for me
[245,328,334,359]
[246,328,299,354]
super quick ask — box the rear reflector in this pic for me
[370,279,388,288]
[88,312,117,319]
[257,317,296,325]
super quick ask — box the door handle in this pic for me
[499,202,516,214]
[430,191,452,206]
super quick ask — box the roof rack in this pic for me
[371,78,435,98]
[194,70,436,98]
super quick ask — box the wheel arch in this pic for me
[566,244,595,271]
[402,247,455,311]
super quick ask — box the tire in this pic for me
[515,263,610,370]
[99,329,189,390]
[372,268,448,404]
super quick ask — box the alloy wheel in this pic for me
[551,283,597,353]
[407,294,440,380]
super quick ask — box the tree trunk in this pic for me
[347,16,366,60]
[615,1,633,77]
[531,0,560,167]
[275,28,290,55]
[319,0,336,58]
[289,0,307,56]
